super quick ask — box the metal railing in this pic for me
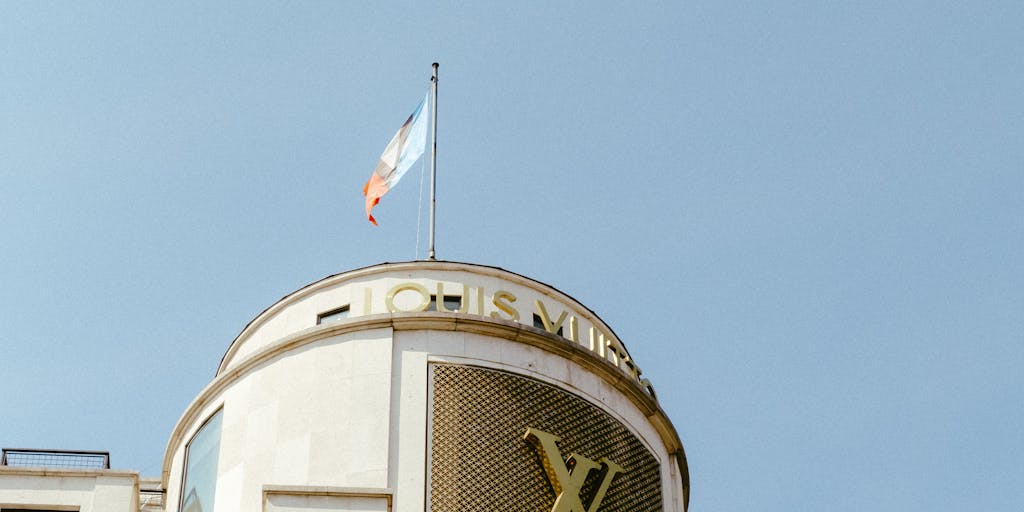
[1,448,110,469]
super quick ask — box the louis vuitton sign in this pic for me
[360,280,654,398]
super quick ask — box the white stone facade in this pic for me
[0,467,140,511]
[1,261,688,512]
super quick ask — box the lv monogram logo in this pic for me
[524,427,627,512]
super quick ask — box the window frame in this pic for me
[178,407,224,512]
[316,305,351,325]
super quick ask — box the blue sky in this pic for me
[1,2,1022,510]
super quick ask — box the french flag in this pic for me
[363,92,430,226]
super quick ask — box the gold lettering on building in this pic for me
[363,287,373,316]
[620,353,640,380]
[358,280,653,399]
[568,316,579,343]
[604,335,621,366]
[534,299,569,335]
[385,282,431,312]
[524,427,626,512]
[490,290,519,321]
[435,282,470,313]
[588,327,605,358]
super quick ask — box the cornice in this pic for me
[0,465,140,480]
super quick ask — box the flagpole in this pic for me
[428,62,439,260]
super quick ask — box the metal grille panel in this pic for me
[430,364,662,512]
[1,448,109,469]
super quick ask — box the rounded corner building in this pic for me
[162,260,689,512]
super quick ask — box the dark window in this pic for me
[317,305,350,324]
[428,295,463,312]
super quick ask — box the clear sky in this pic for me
[1,2,1021,510]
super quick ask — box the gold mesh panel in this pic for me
[429,364,662,512]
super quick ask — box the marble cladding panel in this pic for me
[195,329,394,510]
[0,473,138,512]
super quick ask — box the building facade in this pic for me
[1,261,689,512]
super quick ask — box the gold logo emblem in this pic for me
[524,427,626,512]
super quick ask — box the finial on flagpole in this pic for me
[428,63,439,260]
